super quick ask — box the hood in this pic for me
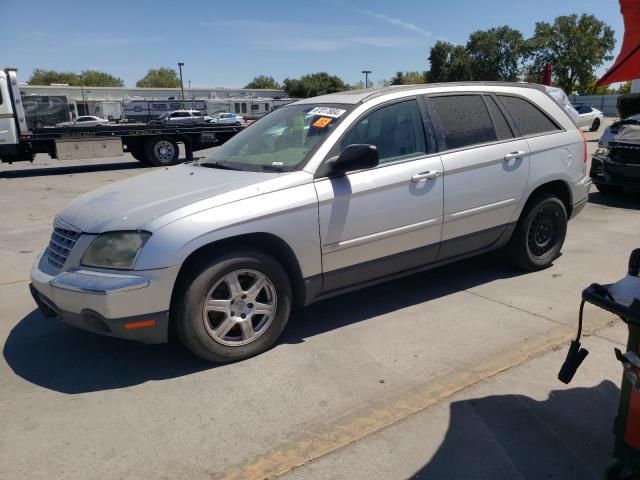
[60,163,310,233]
[612,124,640,147]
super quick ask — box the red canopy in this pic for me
[597,0,640,85]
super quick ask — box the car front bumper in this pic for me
[29,249,180,344]
[591,154,640,188]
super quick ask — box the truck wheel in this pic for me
[144,137,180,166]
[595,183,622,195]
[507,193,567,271]
[128,147,149,164]
[173,249,292,363]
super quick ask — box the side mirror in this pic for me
[329,144,379,174]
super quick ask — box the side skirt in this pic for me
[303,222,516,305]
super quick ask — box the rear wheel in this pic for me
[144,137,180,166]
[595,183,623,195]
[173,249,292,363]
[591,118,601,132]
[507,193,567,271]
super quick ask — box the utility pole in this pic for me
[178,62,185,102]
[361,70,372,89]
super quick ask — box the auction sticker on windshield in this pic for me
[312,117,333,128]
[307,107,346,118]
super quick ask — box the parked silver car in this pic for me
[152,109,206,125]
[30,83,591,362]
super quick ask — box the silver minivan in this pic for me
[30,83,592,362]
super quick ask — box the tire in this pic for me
[144,137,180,166]
[128,147,149,164]
[507,193,568,271]
[591,118,601,132]
[595,183,622,195]
[234,121,241,126]
[173,249,292,363]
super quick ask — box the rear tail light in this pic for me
[579,130,588,164]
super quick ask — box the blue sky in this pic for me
[0,0,624,88]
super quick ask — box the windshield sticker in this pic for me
[272,161,284,166]
[312,117,333,128]
[307,107,346,118]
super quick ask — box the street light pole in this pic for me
[362,70,372,89]
[178,62,185,102]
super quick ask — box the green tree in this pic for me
[467,26,526,81]
[527,14,615,94]
[28,69,80,86]
[385,71,427,86]
[79,70,124,87]
[282,72,348,98]
[135,67,181,88]
[426,41,472,82]
[244,75,281,89]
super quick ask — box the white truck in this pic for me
[0,68,242,166]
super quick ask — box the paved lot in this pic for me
[1,120,639,479]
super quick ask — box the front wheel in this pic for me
[144,137,180,166]
[507,194,568,271]
[173,249,292,363]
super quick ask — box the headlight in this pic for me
[81,232,151,270]
[594,148,609,158]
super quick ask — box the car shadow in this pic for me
[0,161,148,178]
[589,191,640,210]
[4,251,526,394]
[412,380,620,479]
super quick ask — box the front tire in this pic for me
[144,137,180,166]
[507,193,567,271]
[173,249,292,363]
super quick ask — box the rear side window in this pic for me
[340,100,426,165]
[430,95,496,149]
[498,95,560,136]
[485,96,513,140]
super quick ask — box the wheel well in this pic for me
[526,180,572,217]
[172,233,306,308]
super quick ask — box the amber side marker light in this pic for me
[123,319,157,330]
[579,130,588,163]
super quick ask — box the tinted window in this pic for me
[234,103,240,113]
[498,95,560,136]
[265,103,270,111]
[241,103,247,113]
[431,95,496,149]
[133,106,142,112]
[153,104,167,111]
[340,100,426,164]
[485,96,513,140]
[170,102,181,110]
[251,104,259,111]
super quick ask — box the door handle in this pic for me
[504,150,527,161]
[411,171,440,182]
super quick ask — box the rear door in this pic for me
[426,93,530,258]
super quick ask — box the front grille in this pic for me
[609,143,640,165]
[47,223,81,269]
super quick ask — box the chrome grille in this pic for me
[47,223,81,269]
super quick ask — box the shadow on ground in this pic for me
[413,381,620,480]
[589,191,640,210]
[0,161,147,178]
[4,252,526,394]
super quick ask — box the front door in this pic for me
[314,99,444,292]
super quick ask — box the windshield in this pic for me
[201,103,353,172]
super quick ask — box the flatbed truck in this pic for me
[0,68,242,166]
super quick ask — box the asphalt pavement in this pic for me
[1,119,639,479]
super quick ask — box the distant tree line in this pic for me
[27,13,622,97]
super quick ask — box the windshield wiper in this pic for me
[199,161,242,171]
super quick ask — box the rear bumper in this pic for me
[591,155,640,188]
[29,249,179,344]
[569,175,592,219]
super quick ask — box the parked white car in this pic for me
[208,112,244,126]
[573,104,604,131]
[56,115,109,127]
[30,83,591,362]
